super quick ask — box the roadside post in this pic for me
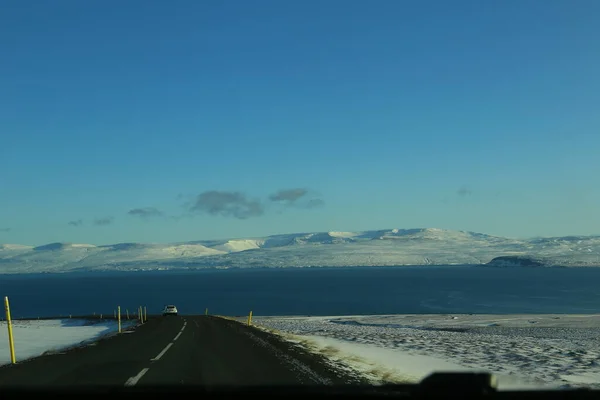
[144,306,147,322]
[118,306,122,333]
[3,296,16,364]
[247,310,253,326]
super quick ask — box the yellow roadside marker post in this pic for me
[247,310,253,326]
[3,296,16,364]
[205,308,208,316]
[118,306,122,333]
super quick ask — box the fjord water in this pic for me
[2,266,600,318]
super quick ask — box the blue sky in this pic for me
[1,0,599,245]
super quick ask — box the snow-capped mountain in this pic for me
[1,228,599,274]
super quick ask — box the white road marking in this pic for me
[124,368,149,386]
[124,320,190,384]
[174,320,187,340]
[151,343,173,361]
[148,320,187,361]
[194,320,199,328]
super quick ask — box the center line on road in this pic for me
[151,343,173,361]
[173,331,182,341]
[124,368,149,386]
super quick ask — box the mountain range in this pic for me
[1,228,600,274]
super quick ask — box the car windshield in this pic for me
[1,0,599,393]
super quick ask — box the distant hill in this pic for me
[1,228,599,274]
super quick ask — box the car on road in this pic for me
[162,305,178,316]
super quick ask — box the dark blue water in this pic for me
[2,266,600,318]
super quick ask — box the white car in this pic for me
[162,305,178,316]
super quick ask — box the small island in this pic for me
[486,255,547,267]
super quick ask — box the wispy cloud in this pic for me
[93,216,114,226]
[128,207,164,218]
[305,198,325,208]
[269,188,308,203]
[457,186,472,197]
[0,227,10,233]
[68,219,83,227]
[182,188,324,219]
[269,188,324,209]
[188,191,264,219]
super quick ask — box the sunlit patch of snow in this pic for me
[329,232,359,238]
[160,244,225,257]
[33,243,96,251]
[0,245,34,251]
[212,239,264,253]
[561,372,600,385]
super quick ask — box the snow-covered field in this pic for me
[253,314,600,390]
[0,319,132,366]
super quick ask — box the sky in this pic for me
[1,0,599,246]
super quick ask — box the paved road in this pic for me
[0,316,364,386]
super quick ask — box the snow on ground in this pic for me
[253,314,600,390]
[328,232,360,238]
[212,239,264,253]
[0,319,134,366]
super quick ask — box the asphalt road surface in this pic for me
[0,316,365,387]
